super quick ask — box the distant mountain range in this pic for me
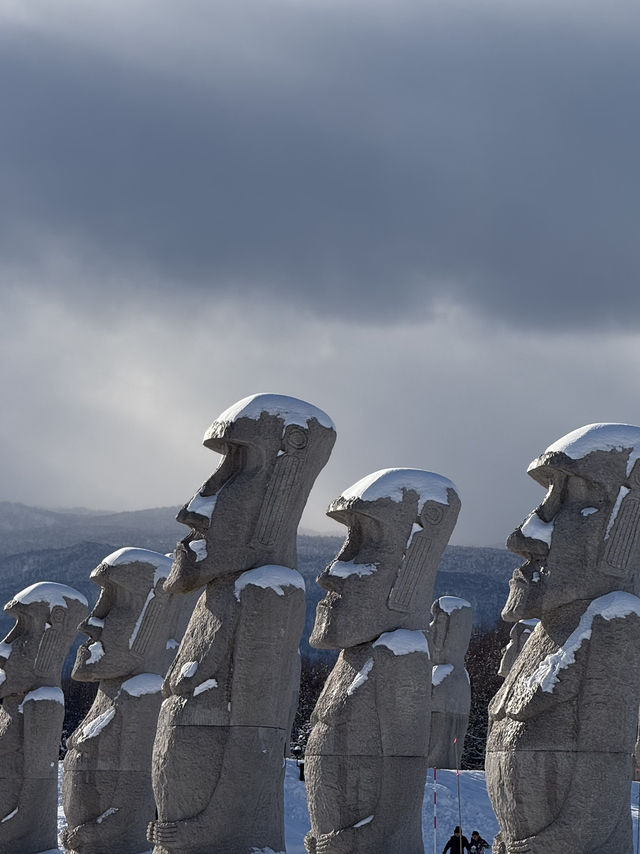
[0,503,519,644]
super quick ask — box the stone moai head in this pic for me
[503,423,640,622]
[72,548,183,682]
[164,393,337,594]
[0,582,88,698]
[497,619,538,678]
[429,597,473,666]
[310,468,461,649]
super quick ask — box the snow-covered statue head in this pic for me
[0,582,88,698]
[310,468,461,649]
[503,423,640,622]
[429,596,473,667]
[73,548,184,682]
[165,393,337,593]
[0,583,87,854]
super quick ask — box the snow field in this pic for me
[54,762,640,853]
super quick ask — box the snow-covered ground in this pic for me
[53,761,640,853]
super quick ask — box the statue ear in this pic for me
[34,606,66,677]
[252,425,308,547]
[130,581,179,659]
[604,460,640,577]
[388,501,444,613]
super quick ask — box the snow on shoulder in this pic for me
[234,566,305,601]
[535,423,640,477]
[437,596,471,615]
[10,582,88,610]
[528,591,640,693]
[340,468,458,510]
[373,629,429,656]
[121,673,164,697]
[206,393,335,434]
[19,686,64,712]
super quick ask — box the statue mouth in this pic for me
[317,591,341,609]
[511,560,545,586]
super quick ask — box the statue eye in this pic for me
[421,502,444,525]
[283,426,308,451]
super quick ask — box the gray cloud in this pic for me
[2,287,640,546]
[3,2,640,549]
[1,1,640,327]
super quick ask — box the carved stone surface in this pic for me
[486,423,640,853]
[0,582,88,853]
[148,394,336,854]
[62,548,198,854]
[305,468,461,854]
[427,596,472,769]
[497,619,538,679]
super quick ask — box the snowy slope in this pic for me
[54,761,640,853]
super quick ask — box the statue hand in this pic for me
[508,837,533,853]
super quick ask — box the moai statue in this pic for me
[147,393,336,854]
[497,619,538,678]
[62,547,198,854]
[427,596,472,769]
[0,581,88,853]
[486,423,640,853]
[305,468,461,854]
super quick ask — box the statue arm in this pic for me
[375,645,431,756]
[503,755,627,853]
[22,694,64,774]
[64,694,161,850]
[151,586,304,849]
[62,804,138,850]
[303,648,430,854]
[505,614,640,852]
[0,698,64,842]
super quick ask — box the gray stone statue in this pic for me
[305,468,461,854]
[147,393,336,854]
[62,547,197,854]
[427,596,472,769]
[497,619,538,679]
[0,581,88,853]
[486,423,640,853]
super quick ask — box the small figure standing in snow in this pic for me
[0,582,88,854]
[469,829,490,852]
[443,825,471,854]
[305,468,461,854]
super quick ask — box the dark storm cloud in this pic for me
[2,2,640,327]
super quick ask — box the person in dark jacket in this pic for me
[443,826,471,854]
[470,829,490,852]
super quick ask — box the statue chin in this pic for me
[501,585,541,623]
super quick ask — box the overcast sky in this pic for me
[2,0,640,546]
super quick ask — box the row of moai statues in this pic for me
[4,397,638,854]
[0,393,474,854]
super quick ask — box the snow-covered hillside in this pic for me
[53,761,640,853]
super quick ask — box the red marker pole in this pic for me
[433,767,438,854]
[454,737,462,840]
